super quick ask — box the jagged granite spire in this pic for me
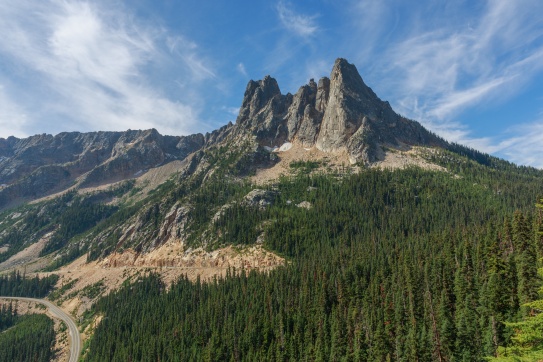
[234,58,446,164]
[234,75,292,146]
[316,58,391,153]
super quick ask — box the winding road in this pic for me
[0,296,81,362]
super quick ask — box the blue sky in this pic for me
[0,1,542,168]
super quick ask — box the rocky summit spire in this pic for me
[233,58,446,164]
[236,75,282,123]
[317,58,369,152]
[234,75,291,146]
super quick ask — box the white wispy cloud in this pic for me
[276,1,318,38]
[476,120,543,169]
[348,0,389,62]
[222,106,240,120]
[167,36,216,82]
[428,76,512,120]
[390,1,543,122]
[0,1,213,138]
[338,0,543,166]
[305,59,331,82]
[237,63,248,77]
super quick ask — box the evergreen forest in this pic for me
[80,161,543,361]
[0,302,55,362]
[0,271,58,298]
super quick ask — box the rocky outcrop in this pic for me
[233,58,447,164]
[296,201,312,209]
[0,129,205,209]
[286,79,317,139]
[233,76,292,147]
[243,189,278,209]
[315,58,397,157]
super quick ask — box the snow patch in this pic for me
[277,142,292,152]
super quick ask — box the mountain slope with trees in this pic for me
[82,167,543,361]
[0,58,542,360]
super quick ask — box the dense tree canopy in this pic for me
[83,165,543,361]
[0,303,55,362]
[0,271,58,298]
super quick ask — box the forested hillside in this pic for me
[0,302,55,362]
[81,164,543,361]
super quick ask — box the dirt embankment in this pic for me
[39,241,284,319]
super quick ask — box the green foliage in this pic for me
[80,280,105,300]
[83,166,543,361]
[41,197,117,255]
[487,254,543,362]
[0,302,17,332]
[0,180,136,269]
[183,176,255,248]
[0,313,55,362]
[0,202,57,263]
[2,142,543,359]
[48,278,78,302]
[0,271,58,298]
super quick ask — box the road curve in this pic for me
[0,296,81,362]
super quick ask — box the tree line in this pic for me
[0,271,58,298]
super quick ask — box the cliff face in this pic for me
[0,58,447,209]
[232,58,446,164]
[0,129,204,208]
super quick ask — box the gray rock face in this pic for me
[243,189,278,209]
[316,58,382,153]
[234,76,292,147]
[0,129,205,209]
[296,104,322,147]
[234,57,446,163]
[204,122,234,146]
[286,79,317,140]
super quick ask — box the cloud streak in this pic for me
[0,1,212,138]
[0,84,28,138]
[390,1,542,121]
[276,1,318,38]
[342,0,543,166]
[237,63,248,77]
[472,120,543,169]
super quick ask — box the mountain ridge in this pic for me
[1,60,543,356]
[0,58,453,210]
[2,59,543,362]
[0,58,524,210]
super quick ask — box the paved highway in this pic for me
[0,296,81,362]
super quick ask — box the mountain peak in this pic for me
[330,57,381,105]
[236,75,282,126]
[0,57,446,210]
[233,58,445,164]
